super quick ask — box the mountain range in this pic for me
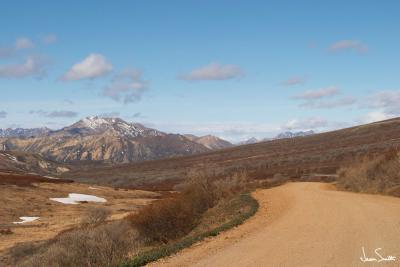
[0,117,318,165]
[0,117,231,164]
[0,127,51,138]
[238,130,316,145]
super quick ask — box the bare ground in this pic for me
[151,182,400,267]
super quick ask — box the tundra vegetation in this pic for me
[337,149,400,197]
[9,171,257,267]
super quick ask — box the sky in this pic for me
[1,0,400,142]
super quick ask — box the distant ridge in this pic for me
[184,134,233,150]
[237,130,316,145]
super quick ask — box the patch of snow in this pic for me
[4,153,18,161]
[50,193,107,205]
[13,216,40,224]
[88,186,99,190]
[44,176,60,180]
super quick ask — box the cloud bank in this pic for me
[30,110,78,118]
[281,76,306,86]
[292,87,339,100]
[283,117,328,130]
[329,40,368,54]
[180,63,244,81]
[103,69,148,104]
[0,56,48,79]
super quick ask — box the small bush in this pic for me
[0,228,13,235]
[128,171,248,244]
[14,221,140,267]
[122,193,258,267]
[81,207,110,225]
[337,150,400,196]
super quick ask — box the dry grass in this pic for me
[337,150,400,197]
[8,172,250,267]
[11,221,141,267]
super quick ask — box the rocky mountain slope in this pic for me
[0,151,70,175]
[184,134,233,150]
[0,117,210,164]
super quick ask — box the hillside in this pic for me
[184,134,233,150]
[0,117,210,164]
[0,151,70,175]
[64,118,400,189]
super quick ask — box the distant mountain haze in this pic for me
[237,130,316,145]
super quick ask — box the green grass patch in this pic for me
[120,193,259,267]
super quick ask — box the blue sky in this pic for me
[1,0,400,141]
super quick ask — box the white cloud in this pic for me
[361,110,394,124]
[103,69,148,103]
[1,37,34,58]
[15,37,34,49]
[300,96,356,109]
[0,56,47,79]
[365,90,400,115]
[42,34,57,44]
[0,47,15,59]
[281,76,306,86]
[150,121,280,142]
[30,110,78,118]
[61,53,112,81]
[329,40,368,53]
[292,86,339,100]
[180,63,244,81]
[283,117,328,130]
[0,111,7,118]
[99,111,120,118]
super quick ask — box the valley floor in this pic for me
[151,182,400,267]
[0,174,159,255]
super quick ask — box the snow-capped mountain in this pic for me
[237,131,316,145]
[56,116,164,138]
[1,117,209,163]
[274,130,315,140]
[237,137,260,145]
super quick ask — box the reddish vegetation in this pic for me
[0,172,73,187]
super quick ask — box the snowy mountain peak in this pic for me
[60,116,165,138]
[80,116,118,130]
[275,130,315,139]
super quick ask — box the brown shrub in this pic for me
[128,171,248,243]
[0,228,13,235]
[337,150,400,196]
[81,207,110,225]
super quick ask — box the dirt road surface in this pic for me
[151,182,400,267]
